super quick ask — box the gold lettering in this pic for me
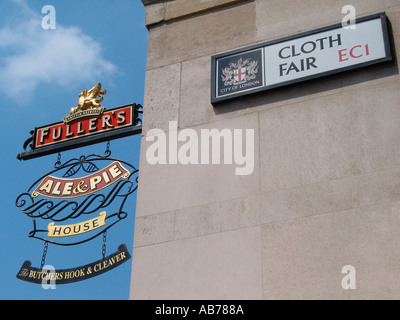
[90,175,102,190]
[39,128,49,144]
[117,111,126,124]
[47,212,106,237]
[102,115,114,128]
[88,118,98,132]
[52,127,62,140]
[109,164,122,179]
[66,124,74,137]
[73,180,88,194]
[77,122,85,135]
[52,181,62,195]
[32,161,130,198]
[18,268,29,277]
[102,171,110,183]
[39,179,53,194]
[62,182,73,195]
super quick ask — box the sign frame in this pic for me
[211,12,392,104]
[15,83,142,285]
[16,153,138,246]
[17,244,131,285]
[17,103,142,161]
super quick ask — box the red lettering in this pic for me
[338,49,349,62]
[339,44,370,62]
[350,45,362,58]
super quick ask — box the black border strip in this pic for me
[18,124,142,161]
[16,244,131,284]
[17,103,142,161]
[211,12,392,104]
[32,104,135,149]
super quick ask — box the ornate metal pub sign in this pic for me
[15,83,142,285]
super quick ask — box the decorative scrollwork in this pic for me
[16,154,138,246]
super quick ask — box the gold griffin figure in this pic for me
[70,83,107,114]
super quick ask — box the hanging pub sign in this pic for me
[17,83,142,161]
[17,245,131,285]
[211,12,392,103]
[15,83,142,285]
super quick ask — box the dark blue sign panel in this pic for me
[216,48,264,99]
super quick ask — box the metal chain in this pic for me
[40,241,49,270]
[102,231,107,260]
[54,152,62,168]
[105,141,111,157]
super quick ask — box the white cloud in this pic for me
[0,0,117,104]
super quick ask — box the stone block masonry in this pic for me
[130,0,400,299]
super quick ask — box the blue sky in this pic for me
[0,0,148,299]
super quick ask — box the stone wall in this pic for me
[130,0,400,299]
